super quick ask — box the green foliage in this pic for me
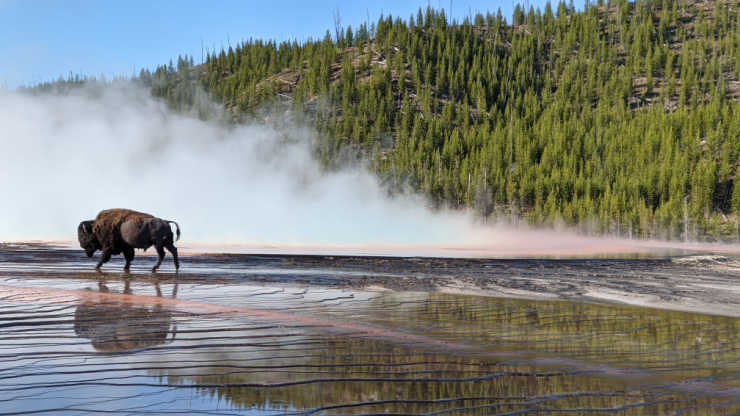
[36,1,740,241]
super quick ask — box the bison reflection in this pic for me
[74,282,178,352]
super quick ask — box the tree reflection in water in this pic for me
[12,281,737,414]
[143,293,740,414]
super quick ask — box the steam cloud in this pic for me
[3,84,734,257]
[0,85,479,247]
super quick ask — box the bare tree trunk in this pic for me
[333,8,342,43]
[684,196,689,242]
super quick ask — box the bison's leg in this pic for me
[152,244,165,273]
[165,242,179,271]
[123,247,135,271]
[95,249,112,271]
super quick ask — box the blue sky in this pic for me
[1,0,567,89]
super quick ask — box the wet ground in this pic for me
[0,244,739,415]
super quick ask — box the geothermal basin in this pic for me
[0,243,739,415]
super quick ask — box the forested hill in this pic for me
[41,1,740,241]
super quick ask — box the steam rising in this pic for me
[2,85,736,257]
[0,85,478,246]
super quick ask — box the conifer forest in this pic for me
[36,0,740,241]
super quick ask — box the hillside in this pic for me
[104,1,740,240]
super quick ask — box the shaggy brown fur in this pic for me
[93,208,153,234]
[92,209,153,251]
[79,208,181,271]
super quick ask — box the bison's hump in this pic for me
[92,209,154,236]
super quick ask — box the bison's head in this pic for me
[77,221,100,257]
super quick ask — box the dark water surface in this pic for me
[0,245,738,415]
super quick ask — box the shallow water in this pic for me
[0,246,738,415]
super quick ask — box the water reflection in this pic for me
[141,292,740,414]
[1,281,738,415]
[362,293,740,373]
[73,280,178,352]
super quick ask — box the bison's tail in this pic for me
[167,221,181,242]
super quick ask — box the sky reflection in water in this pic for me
[1,271,739,415]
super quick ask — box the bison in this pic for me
[78,208,181,272]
